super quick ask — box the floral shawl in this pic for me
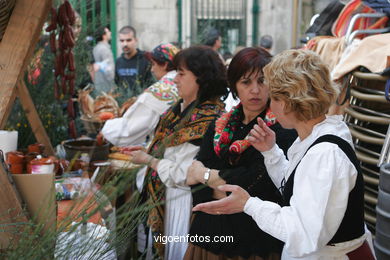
[213,103,277,165]
[142,98,224,257]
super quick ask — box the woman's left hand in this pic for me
[192,184,250,215]
[186,160,207,185]
[130,150,152,165]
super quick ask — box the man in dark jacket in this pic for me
[115,26,154,102]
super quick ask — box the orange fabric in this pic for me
[57,193,103,229]
[332,0,388,38]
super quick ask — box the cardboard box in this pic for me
[12,173,56,234]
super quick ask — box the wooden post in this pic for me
[0,0,52,249]
[17,81,55,155]
[0,163,27,249]
[0,0,52,128]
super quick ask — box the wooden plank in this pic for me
[0,0,52,128]
[0,0,52,250]
[0,163,27,249]
[17,81,55,155]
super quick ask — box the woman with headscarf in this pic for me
[124,46,228,259]
[101,43,180,146]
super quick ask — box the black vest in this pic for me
[281,134,365,244]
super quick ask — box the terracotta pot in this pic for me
[28,143,45,154]
[25,152,39,173]
[6,151,24,164]
[9,163,24,174]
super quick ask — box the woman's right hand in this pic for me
[248,117,276,152]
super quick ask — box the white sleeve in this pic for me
[157,142,199,189]
[101,98,160,146]
[245,143,357,258]
[101,48,115,81]
[104,58,115,82]
[261,144,290,189]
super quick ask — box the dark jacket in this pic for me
[189,108,297,258]
[115,49,154,99]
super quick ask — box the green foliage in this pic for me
[5,41,68,148]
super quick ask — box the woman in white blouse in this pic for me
[100,43,180,146]
[123,46,227,259]
[192,49,374,260]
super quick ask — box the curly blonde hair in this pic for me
[263,49,338,122]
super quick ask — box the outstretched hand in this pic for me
[192,184,250,215]
[118,145,150,165]
[119,145,145,154]
[248,117,276,152]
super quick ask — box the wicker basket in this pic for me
[80,115,104,135]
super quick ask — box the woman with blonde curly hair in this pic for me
[193,49,374,260]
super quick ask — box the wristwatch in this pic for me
[204,168,211,185]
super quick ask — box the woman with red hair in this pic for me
[185,47,297,260]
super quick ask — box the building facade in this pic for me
[115,0,303,55]
[83,0,326,57]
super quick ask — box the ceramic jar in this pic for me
[6,151,25,174]
[30,156,55,174]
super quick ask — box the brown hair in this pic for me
[227,47,272,99]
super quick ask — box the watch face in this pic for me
[204,169,210,181]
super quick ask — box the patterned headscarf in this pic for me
[151,43,179,65]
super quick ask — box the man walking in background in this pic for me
[202,27,224,61]
[259,34,273,54]
[115,26,154,103]
[92,26,115,95]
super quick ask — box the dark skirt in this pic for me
[184,243,281,260]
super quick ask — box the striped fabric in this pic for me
[0,0,16,41]
[332,0,388,38]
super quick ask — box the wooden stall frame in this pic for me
[0,0,53,248]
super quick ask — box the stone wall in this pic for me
[116,0,178,56]
[258,0,294,54]
[115,0,320,56]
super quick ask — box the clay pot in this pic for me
[25,152,39,174]
[6,151,25,174]
[28,143,45,154]
[6,151,24,164]
[9,163,24,174]
[63,139,109,162]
